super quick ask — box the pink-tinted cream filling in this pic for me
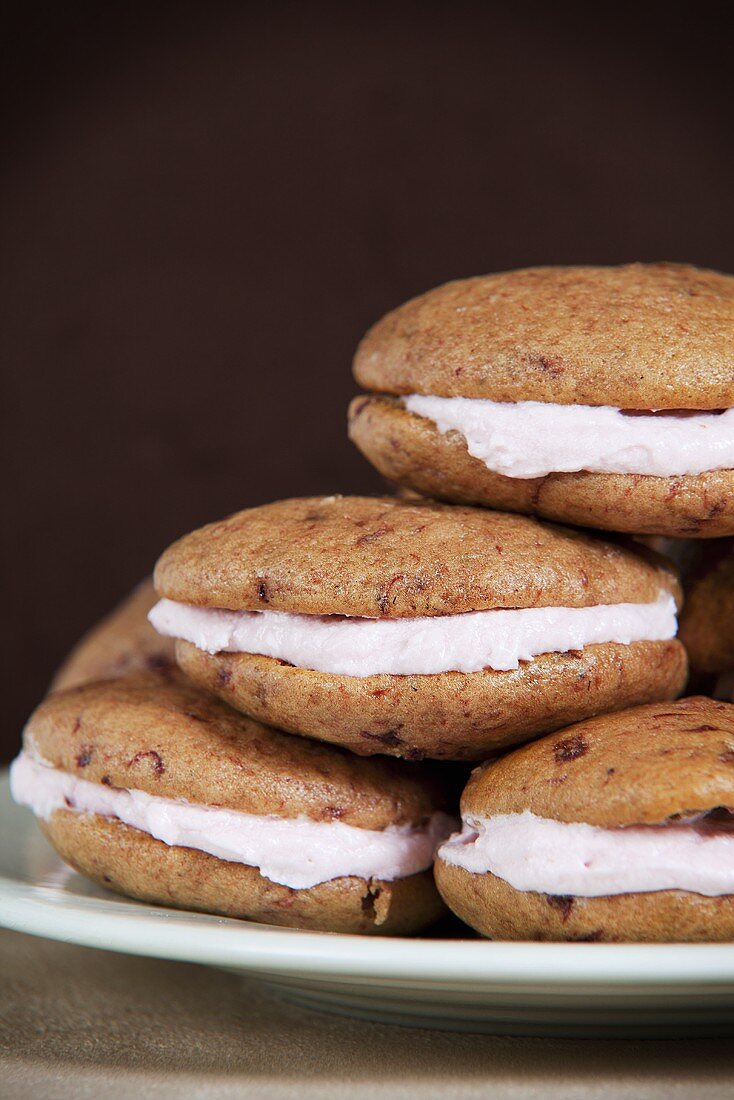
[148,594,676,677]
[10,752,455,890]
[403,396,734,479]
[438,810,734,897]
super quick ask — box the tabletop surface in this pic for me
[2,928,734,1099]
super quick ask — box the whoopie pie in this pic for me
[12,672,453,934]
[435,697,734,942]
[149,494,686,760]
[349,263,734,538]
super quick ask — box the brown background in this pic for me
[2,4,732,761]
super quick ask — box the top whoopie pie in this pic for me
[51,578,175,692]
[348,263,734,538]
[149,495,686,760]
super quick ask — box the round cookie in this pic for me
[349,264,734,538]
[151,495,687,760]
[435,697,734,942]
[175,640,685,763]
[51,579,176,692]
[13,673,452,934]
[353,264,734,408]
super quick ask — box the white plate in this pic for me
[1,772,733,1037]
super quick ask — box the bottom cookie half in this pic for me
[42,810,448,935]
[349,396,734,539]
[434,861,734,942]
[175,639,687,761]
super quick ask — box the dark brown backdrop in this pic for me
[2,4,732,760]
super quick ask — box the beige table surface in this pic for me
[1,927,733,1100]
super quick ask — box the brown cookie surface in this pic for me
[435,697,734,941]
[42,812,445,935]
[154,495,681,616]
[354,263,734,409]
[51,579,176,692]
[461,696,734,827]
[177,638,687,761]
[679,543,734,673]
[434,862,734,942]
[349,396,734,539]
[25,672,444,827]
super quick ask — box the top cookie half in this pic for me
[354,263,734,409]
[154,495,679,617]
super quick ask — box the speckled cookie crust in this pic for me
[42,812,445,935]
[434,697,734,941]
[26,672,446,826]
[348,395,734,539]
[51,578,176,692]
[354,263,734,409]
[434,861,734,942]
[175,638,687,761]
[154,495,681,615]
[459,696,734,825]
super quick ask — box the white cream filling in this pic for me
[403,395,734,479]
[438,810,734,897]
[10,752,454,890]
[149,594,677,677]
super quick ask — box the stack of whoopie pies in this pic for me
[12,262,734,941]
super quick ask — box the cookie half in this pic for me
[349,264,734,538]
[150,495,687,760]
[435,697,734,941]
[11,673,453,933]
[51,579,176,692]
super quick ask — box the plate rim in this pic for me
[3,771,734,987]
